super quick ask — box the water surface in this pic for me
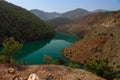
[2,33,80,64]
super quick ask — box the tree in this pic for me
[85,58,118,80]
[54,56,66,65]
[21,58,27,65]
[67,62,80,69]
[1,37,22,64]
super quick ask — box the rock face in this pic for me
[0,64,105,80]
[8,68,16,74]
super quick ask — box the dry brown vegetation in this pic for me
[62,10,120,71]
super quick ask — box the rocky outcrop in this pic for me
[0,64,105,80]
[8,68,16,74]
[12,74,23,80]
[28,73,39,80]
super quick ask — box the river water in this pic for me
[1,33,80,65]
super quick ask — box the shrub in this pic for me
[1,37,22,64]
[85,58,118,80]
[43,54,53,64]
[21,58,27,65]
[67,62,80,69]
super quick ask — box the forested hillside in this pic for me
[0,0,54,44]
[46,17,72,28]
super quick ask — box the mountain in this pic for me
[92,9,108,13]
[55,11,119,36]
[44,8,90,28]
[46,17,72,28]
[0,1,54,44]
[55,12,104,36]
[62,10,120,71]
[30,8,90,23]
[61,8,90,20]
[30,9,61,20]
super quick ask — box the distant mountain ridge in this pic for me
[30,9,61,20]
[30,8,110,28]
[30,8,110,21]
[30,8,91,28]
[92,9,108,13]
[30,8,90,21]
[61,8,90,20]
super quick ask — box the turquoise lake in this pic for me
[12,33,80,65]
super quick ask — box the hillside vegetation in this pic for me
[31,8,90,28]
[0,0,54,44]
[56,11,120,36]
[46,17,72,28]
[30,9,61,20]
[62,10,120,71]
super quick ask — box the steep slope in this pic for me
[0,1,54,44]
[56,11,120,36]
[62,10,120,71]
[61,8,90,20]
[55,12,104,36]
[0,64,105,80]
[30,9,61,20]
[46,17,72,28]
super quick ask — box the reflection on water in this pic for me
[14,39,51,60]
[1,33,80,65]
[18,39,71,64]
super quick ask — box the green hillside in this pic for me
[46,17,72,28]
[0,0,54,44]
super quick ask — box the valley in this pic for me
[0,0,120,80]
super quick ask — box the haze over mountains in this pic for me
[30,8,109,28]
[30,9,61,20]
[30,8,108,21]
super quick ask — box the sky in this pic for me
[5,0,120,13]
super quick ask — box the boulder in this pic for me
[8,68,16,74]
[12,75,23,80]
[28,73,39,80]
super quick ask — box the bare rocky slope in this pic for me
[55,10,120,36]
[62,10,120,71]
[0,64,105,80]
